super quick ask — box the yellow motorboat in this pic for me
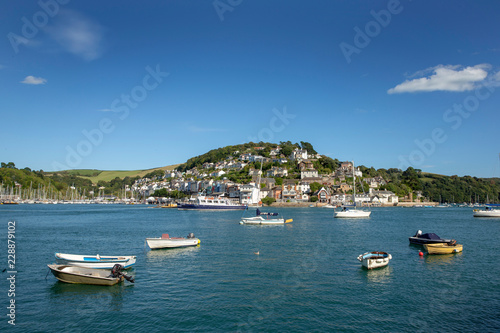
[161,203,177,208]
[424,242,463,255]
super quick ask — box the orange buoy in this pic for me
[419,251,424,256]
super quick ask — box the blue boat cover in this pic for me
[420,233,441,240]
[256,209,278,216]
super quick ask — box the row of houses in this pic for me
[133,172,397,206]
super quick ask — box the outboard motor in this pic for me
[187,233,195,239]
[110,264,123,278]
[109,264,135,283]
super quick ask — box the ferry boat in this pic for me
[177,194,247,210]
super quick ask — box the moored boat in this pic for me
[240,208,292,225]
[408,230,453,245]
[473,204,500,217]
[161,203,177,208]
[47,264,134,285]
[424,242,463,254]
[357,252,392,269]
[334,161,371,218]
[177,194,247,210]
[334,207,371,218]
[55,253,136,269]
[146,233,200,249]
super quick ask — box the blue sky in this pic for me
[1,0,500,177]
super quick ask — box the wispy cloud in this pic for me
[45,10,104,61]
[388,64,491,94]
[21,76,47,85]
[98,108,112,112]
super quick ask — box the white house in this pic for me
[301,169,318,179]
[289,148,308,161]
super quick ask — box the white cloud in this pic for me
[388,64,491,94]
[45,10,104,61]
[99,108,112,112]
[21,76,47,85]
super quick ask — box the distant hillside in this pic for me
[57,165,180,183]
[175,141,318,172]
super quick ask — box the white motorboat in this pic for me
[240,209,292,225]
[357,252,392,269]
[55,253,136,269]
[334,161,371,218]
[146,233,200,249]
[473,205,500,217]
[47,264,134,285]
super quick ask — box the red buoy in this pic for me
[419,251,424,256]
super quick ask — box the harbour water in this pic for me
[1,205,499,332]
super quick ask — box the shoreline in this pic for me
[268,202,439,208]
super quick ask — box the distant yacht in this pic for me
[334,161,371,218]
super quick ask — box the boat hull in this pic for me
[473,209,500,217]
[240,217,285,225]
[55,253,136,269]
[334,210,371,218]
[146,238,200,249]
[424,243,463,254]
[177,203,247,210]
[408,237,451,245]
[48,264,123,286]
[357,252,391,269]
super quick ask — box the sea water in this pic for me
[0,205,499,332]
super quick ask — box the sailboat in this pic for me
[334,161,371,218]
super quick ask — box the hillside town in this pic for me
[133,146,401,206]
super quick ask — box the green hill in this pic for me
[56,165,180,183]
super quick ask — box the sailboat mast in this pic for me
[352,161,356,207]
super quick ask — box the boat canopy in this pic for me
[420,233,441,240]
[256,209,278,216]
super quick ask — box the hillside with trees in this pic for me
[1,141,499,203]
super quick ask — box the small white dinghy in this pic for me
[146,233,200,249]
[357,251,392,270]
[55,253,136,269]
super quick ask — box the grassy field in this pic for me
[58,165,180,182]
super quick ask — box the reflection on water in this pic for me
[145,246,201,262]
[424,252,463,267]
[48,280,133,311]
[359,266,393,283]
[47,281,134,332]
